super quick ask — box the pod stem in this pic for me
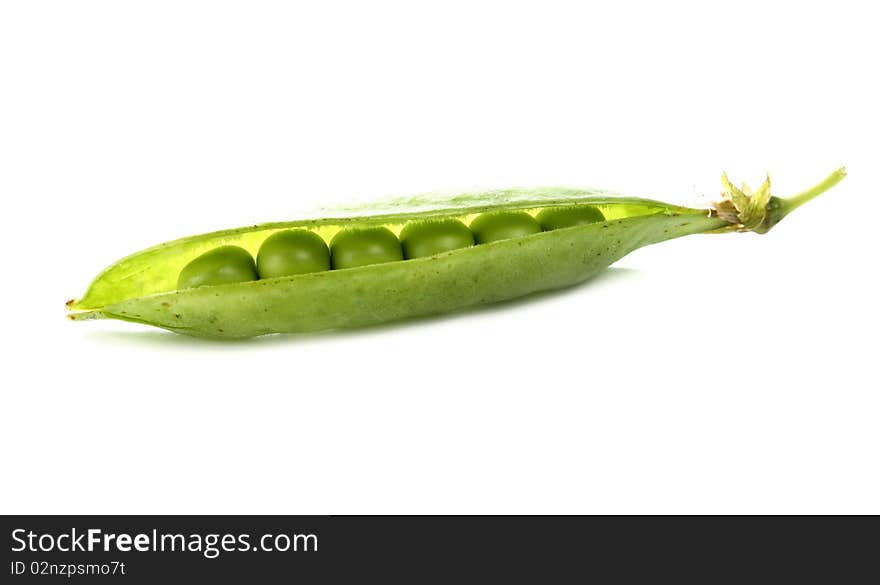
[774,166,847,220]
[712,166,846,234]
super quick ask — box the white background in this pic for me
[1,1,877,514]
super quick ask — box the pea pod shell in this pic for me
[70,209,722,338]
[69,188,691,312]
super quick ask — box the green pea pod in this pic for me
[67,168,846,339]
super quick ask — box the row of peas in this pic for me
[177,206,605,289]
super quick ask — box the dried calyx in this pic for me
[712,167,846,234]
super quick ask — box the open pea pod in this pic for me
[67,168,846,339]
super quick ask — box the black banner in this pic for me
[1,516,875,582]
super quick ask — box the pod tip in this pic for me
[67,309,104,322]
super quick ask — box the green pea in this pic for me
[177,246,258,289]
[470,211,541,244]
[537,205,605,231]
[330,227,403,269]
[256,229,330,279]
[400,219,474,259]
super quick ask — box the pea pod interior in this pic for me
[67,170,846,339]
